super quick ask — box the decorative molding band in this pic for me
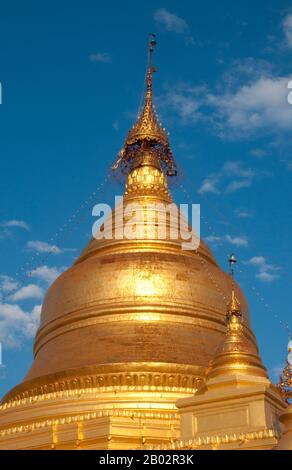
[0,408,180,439]
[75,239,218,269]
[1,365,204,406]
[145,428,279,450]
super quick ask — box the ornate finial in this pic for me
[227,289,241,318]
[146,34,157,97]
[229,253,237,276]
[278,339,292,404]
[206,254,267,380]
[227,254,241,319]
[112,36,177,178]
[207,309,267,379]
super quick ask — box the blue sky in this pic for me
[0,0,292,396]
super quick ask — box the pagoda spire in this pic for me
[112,35,177,177]
[277,339,292,449]
[278,339,292,404]
[207,254,267,380]
[227,254,241,319]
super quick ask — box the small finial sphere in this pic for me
[229,254,237,265]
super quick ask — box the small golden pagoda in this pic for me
[0,39,288,450]
[175,261,286,450]
[277,340,292,450]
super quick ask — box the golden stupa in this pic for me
[0,38,288,450]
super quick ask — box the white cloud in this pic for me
[24,305,42,338]
[256,271,279,282]
[224,235,248,247]
[112,120,119,131]
[282,14,292,48]
[0,275,19,293]
[222,161,255,193]
[0,302,41,349]
[245,256,280,282]
[9,284,44,302]
[225,179,253,193]
[159,83,206,123]
[0,229,12,240]
[0,303,28,348]
[250,148,268,158]
[235,208,254,218]
[199,161,256,194]
[153,8,188,34]
[0,365,6,379]
[221,58,273,87]
[1,220,30,231]
[185,36,196,46]
[208,76,292,135]
[270,363,284,381]
[206,234,248,247]
[222,161,254,178]
[159,61,292,139]
[29,265,64,285]
[27,240,61,254]
[199,175,220,194]
[246,255,267,267]
[89,53,112,64]
[163,90,201,121]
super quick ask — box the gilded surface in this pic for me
[0,40,280,450]
[0,159,263,448]
[207,289,267,379]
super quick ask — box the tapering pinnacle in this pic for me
[206,255,267,380]
[278,340,292,404]
[112,36,177,178]
[227,254,241,319]
[147,33,157,89]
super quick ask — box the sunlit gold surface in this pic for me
[207,289,267,380]
[227,288,241,316]
[0,162,262,449]
[2,163,254,403]
[125,78,169,148]
[0,43,283,449]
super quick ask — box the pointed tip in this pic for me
[227,288,241,318]
[112,37,177,179]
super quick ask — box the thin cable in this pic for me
[1,172,111,304]
[181,174,291,338]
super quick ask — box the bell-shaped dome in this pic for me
[2,158,255,403]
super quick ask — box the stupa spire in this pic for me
[112,35,177,177]
[227,254,241,319]
[207,254,267,379]
[278,339,292,404]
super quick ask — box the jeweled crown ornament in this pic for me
[112,34,177,177]
[278,339,292,404]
